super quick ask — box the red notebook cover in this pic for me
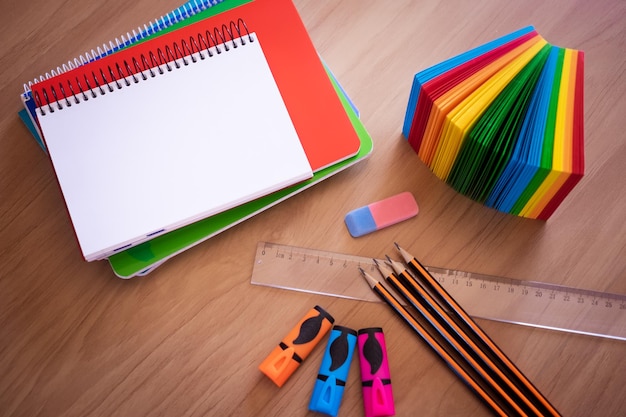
[31,0,361,172]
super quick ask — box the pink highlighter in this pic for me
[357,328,395,417]
[344,192,418,238]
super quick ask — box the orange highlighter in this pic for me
[259,305,335,387]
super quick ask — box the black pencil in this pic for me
[380,257,536,416]
[394,243,561,417]
[359,267,510,417]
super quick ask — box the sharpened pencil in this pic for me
[394,243,561,417]
[359,267,510,417]
[380,257,536,416]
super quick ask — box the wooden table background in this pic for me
[1,0,625,415]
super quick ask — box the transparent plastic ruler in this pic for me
[251,242,626,341]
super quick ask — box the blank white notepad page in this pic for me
[37,34,313,261]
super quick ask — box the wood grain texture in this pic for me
[1,0,625,416]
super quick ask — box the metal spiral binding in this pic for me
[23,0,223,95]
[34,19,253,116]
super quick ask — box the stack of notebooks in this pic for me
[402,26,584,220]
[22,0,373,278]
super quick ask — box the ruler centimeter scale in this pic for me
[251,242,626,341]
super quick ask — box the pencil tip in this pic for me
[359,267,378,288]
[394,242,401,250]
[374,257,393,277]
[386,256,404,274]
[395,242,411,262]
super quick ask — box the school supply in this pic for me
[402,27,584,220]
[20,0,228,145]
[107,64,373,278]
[30,0,363,262]
[359,268,512,416]
[308,325,358,417]
[259,305,335,387]
[20,0,372,276]
[389,244,560,415]
[344,192,418,238]
[357,328,395,417]
[250,242,626,341]
[34,18,312,261]
[385,256,553,415]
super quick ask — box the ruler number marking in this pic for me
[253,242,626,340]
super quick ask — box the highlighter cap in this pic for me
[358,327,395,417]
[309,325,358,417]
[259,305,334,387]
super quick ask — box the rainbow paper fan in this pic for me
[403,26,584,220]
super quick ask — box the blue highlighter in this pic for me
[309,325,358,416]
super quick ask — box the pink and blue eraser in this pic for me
[344,192,418,238]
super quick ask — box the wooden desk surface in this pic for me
[1,0,625,415]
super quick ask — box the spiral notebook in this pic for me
[32,0,362,261]
[21,0,227,146]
